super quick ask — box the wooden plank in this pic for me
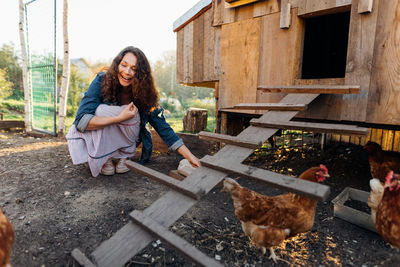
[130,210,223,267]
[253,0,280,17]
[125,160,204,200]
[394,131,400,152]
[183,21,194,84]
[235,2,254,21]
[250,119,370,136]
[176,30,184,83]
[293,78,344,121]
[342,0,379,122]
[169,170,186,181]
[89,94,318,267]
[198,131,262,149]
[257,9,304,106]
[280,0,291,29]
[173,0,212,31]
[234,103,307,111]
[298,0,352,17]
[258,85,360,94]
[213,0,235,26]
[366,0,400,125]
[0,120,25,129]
[200,155,330,201]
[219,18,261,110]
[71,248,96,267]
[203,7,218,82]
[193,13,205,83]
[358,0,374,13]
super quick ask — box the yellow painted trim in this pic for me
[225,0,260,8]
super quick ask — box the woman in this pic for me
[66,46,201,177]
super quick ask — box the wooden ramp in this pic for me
[72,89,369,266]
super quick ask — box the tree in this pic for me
[0,44,23,99]
[0,69,13,101]
[57,0,70,136]
[19,0,31,131]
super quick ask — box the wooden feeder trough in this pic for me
[331,187,376,233]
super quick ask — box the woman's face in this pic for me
[118,52,137,87]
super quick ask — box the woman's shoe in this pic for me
[101,158,115,176]
[116,158,130,174]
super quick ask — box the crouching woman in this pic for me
[66,46,200,177]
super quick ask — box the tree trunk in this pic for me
[182,107,208,133]
[57,0,70,136]
[18,0,31,132]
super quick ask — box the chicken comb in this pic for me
[385,171,394,185]
[319,164,328,174]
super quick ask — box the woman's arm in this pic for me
[86,102,138,130]
[147,107,201,167]
[177,145,201,168]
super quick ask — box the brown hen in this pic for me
[364,141,400,182]
[375,171,400,249]
[0,207,14,267]
[222,165,329,263]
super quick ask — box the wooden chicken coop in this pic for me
[173,0,400,151]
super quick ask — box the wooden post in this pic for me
[182,107,208,133]
[57,0,70,136]
[18,0,31,132]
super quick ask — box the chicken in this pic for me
[0,207,14,267]
[368,178,384,224]
[373,171,400,249]
[222,165,329,263]
[364,141,400,182]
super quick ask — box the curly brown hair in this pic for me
[101,46,159,113]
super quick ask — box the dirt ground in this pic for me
[1,130,400,267]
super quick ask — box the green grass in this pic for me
[0,99,216,134]
[166,115,216,133]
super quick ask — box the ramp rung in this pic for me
[234,103,307,111]
[258,85,360,94]
[250,119,369,136]
[126,160,204,200]
[0,120,25,129]
[200,155,330,201]
[71,248,96,267]
[130,210,224,267]
[199,131,262,149]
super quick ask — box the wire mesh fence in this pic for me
[25,0,57,134]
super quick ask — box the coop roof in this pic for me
[173,0,212,32]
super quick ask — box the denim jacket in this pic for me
[73,72,183,164]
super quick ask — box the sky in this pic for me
[0,0,201,64]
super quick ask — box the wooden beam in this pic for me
[0,120,25,129]
[130,210,224,267]
[358,0,373,13]
[199,131,262,149]
[169,170,186,181]
[125,160,204,200]
[280,0,291,29]
[225,0,259,8]
[250,119,370,136]
[71,248,96,267]
[258,85,360,94]
[200,155,330,201]
[234,103,307,111]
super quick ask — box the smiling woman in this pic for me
[65,46,201,177]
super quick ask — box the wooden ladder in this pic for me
[72,85,369,266]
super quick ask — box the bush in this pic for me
[186,98,216,117]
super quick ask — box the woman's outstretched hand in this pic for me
[118,102,138,122]
[177,145,201,168]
